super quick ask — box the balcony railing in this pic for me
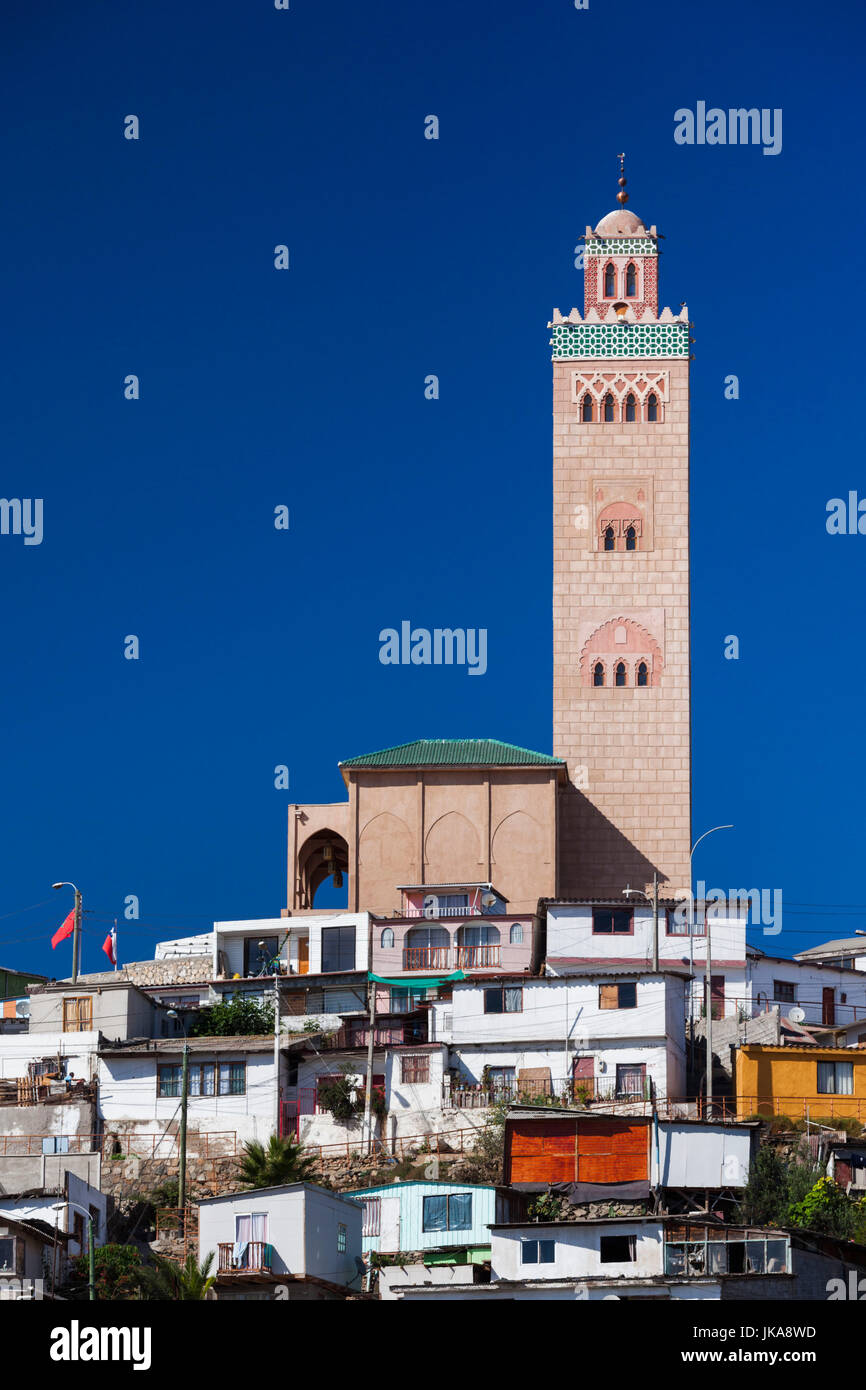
[404,905,483,918]
[217,1241,272,1274]
[403,946,451,971]
[455,945,501,968]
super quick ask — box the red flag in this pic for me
[102,929,116,966]
[51,910,75,950]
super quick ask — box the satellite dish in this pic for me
[788,1006,806,1024]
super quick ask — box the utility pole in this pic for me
[71,887,83,985]
[705,906,713,1118]
[177,1039,189,1234]
[362,977,377,1157]
[87,1211,96,1301]
[273,968,281,1135]
[651,870,659,973]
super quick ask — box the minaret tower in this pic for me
[552,159,691,898]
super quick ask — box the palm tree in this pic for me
[137,1250,216,1301]
[239,1132,319,1188]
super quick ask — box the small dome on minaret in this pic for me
[593,207,648,237]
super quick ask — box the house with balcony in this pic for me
[445,966,688,1108]
[197,1182,365,1300]
[371,885,541,979]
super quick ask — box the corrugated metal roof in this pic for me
[339,739,565,769]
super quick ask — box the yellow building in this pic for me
[735,1044,866,1122]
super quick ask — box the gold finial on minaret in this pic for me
[616,152,628,206]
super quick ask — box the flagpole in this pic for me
[71,889,83,984]
[52,883,82,983]
[114,920,118,973]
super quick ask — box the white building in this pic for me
[546,900,866,1032]
[97,1035,296,1152]
[445,967,688,1104]
[213,913,370,981]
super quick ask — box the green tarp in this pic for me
[368,971,466,988]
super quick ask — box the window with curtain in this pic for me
[401,1054,430,1084]
[62,996,93,1033]
[615,1063,647,1099]
[483,986,522,1014]
[818,1061,853,1095]
[390,986,425,1014]
[422,1193,472,1232]
[217,1061,246,1095]
[157,1064,182,1098]
[461,923,500,946]
[509,922,524,944]
[380,928,395,949]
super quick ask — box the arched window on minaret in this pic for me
[647,393,658,422]
[603,263,616,297]
[581,394,593,422]
[603,525,615,551]
[625,393,636,422]
[615,661,627,687]
[593,662,605,687]
[603,393,615,422]
[625,263,637,297]
[625,525,637,551]
[637,661,649,686]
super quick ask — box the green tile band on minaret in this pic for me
[550,321,689,359]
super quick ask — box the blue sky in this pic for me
[2,0,863,977]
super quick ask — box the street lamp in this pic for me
[689,826,734,1115]
[166,1009,191,1233]
[52,882,83,984]
[51,1200,95,1301]
[624,871,660,971]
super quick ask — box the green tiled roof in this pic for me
[340,739,565,770]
